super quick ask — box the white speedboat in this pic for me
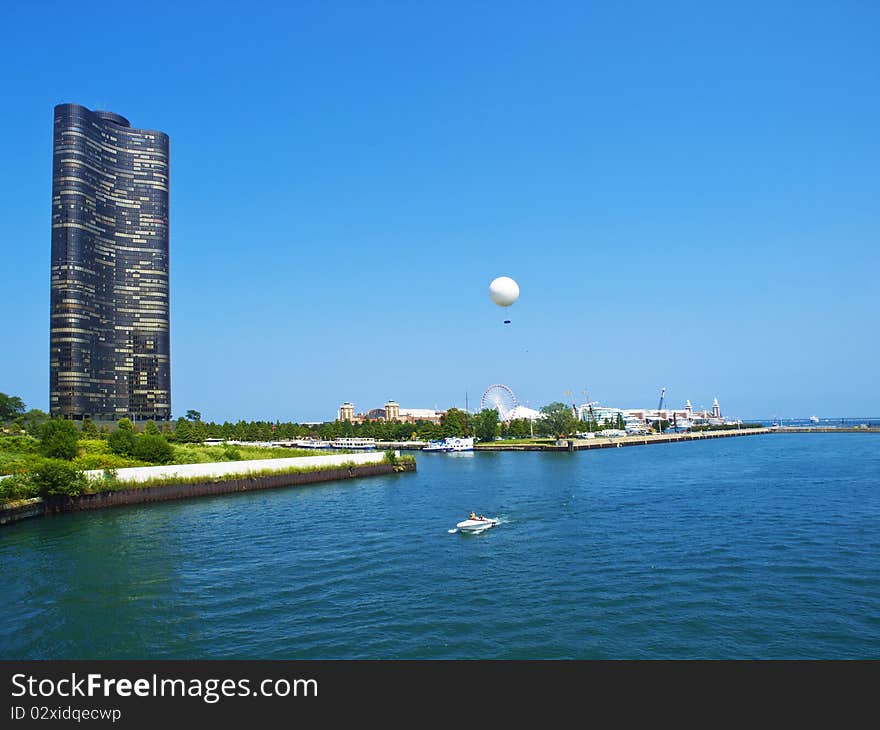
[456,516,499,533]
[423,437,474,452]
[809,415,820,424]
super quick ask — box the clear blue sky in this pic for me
[1,0,878,422]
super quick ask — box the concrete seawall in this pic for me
[82,450,391,484]
[0,498,45,526]
[0,460,415,528]
[772,427,880,433]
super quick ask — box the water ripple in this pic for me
[1,434,879,658]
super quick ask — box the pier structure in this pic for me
[477,427,772,451]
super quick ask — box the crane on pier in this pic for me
[565,389,578,419]
[656,387,666,434]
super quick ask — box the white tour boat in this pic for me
[329,438,377,450]
[294,439,332,449]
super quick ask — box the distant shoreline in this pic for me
[473,427,878,452]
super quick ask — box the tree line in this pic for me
[2,391,608,446]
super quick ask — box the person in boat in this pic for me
[469,511,477,520]
[479,514,486,520]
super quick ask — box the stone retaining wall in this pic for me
[0,462,416,527]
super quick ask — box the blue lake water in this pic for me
[1,433,879,659]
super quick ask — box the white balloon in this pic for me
[489,276,520,307]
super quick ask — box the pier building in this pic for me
[338,401,445,424]
[578,399,726,426]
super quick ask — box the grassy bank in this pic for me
[1,443,412,505]
[0,435,357,505]
[0,435,326,473]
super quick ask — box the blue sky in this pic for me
[1,1,878,421]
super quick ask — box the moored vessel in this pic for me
[329,438,377,450]
[294,438,332,449]
[423,437,474,452]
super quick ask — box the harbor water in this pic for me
[2,433,878,659]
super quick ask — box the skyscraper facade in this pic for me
[50,103,171,421]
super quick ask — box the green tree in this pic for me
[173,417,193,443]
[441,408,468,437]
[18,409,50,436]
[0,472,38,501]
[31,459,87,497]
[131,434,174,464]
[508,418,531,439]
[418,422,443,440]
[474,408,499,442]
[116,418,134,432]
[37,419,80,460]
[185,410,202,422]
[143,419,160,435]
[190,419,207,442]
[108,428,136,456]
[81,417,99,437]
[0,393,26,421]
[538,402,579,438]
[393,422,413,440]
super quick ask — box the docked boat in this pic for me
[423,437,474,452]
[456,515,499,533]
[294,439,332,449]
[329,437,377,450]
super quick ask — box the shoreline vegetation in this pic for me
[0,431,412,505]
[1,396,426,508]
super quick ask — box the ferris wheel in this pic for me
[480,384,518,421]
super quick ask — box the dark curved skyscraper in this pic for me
[50,103,170,421]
